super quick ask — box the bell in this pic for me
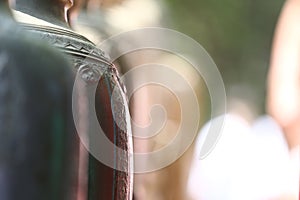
[0,1,78,199]
[11,0,133,199]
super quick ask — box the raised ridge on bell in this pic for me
[19,23,108,62]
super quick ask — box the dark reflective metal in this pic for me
[0,2,78,199]
[12,0,133,199]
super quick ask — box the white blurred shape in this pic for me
[252,116,299,199]
[106,0,162,32]
[187,114,298,200]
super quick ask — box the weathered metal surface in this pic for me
[0,6,78,199]
[12,1,133,199]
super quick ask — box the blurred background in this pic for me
[167,0,283,110]
[72,0,285,120]
[164,0,284,119]
[70,0,298,199]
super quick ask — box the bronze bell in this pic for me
[0,1,79,199]
[9,0,133,199]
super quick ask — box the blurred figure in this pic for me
[267,0,300,151]
[267,0,300,198]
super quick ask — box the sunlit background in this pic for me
[73,0,284,119]
[70,0,298,199]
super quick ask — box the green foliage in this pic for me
[164,0,285,113]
